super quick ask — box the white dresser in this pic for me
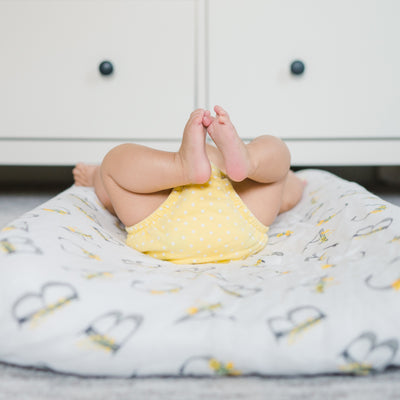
[0,0,399,166]
[208,0,400,165]
[0,0,197,164]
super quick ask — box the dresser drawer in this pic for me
[208,0,400,140]
[0,0,195,140]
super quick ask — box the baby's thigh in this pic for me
[280,171,305,213]
[232,178,286,227]
[101,172,170,227]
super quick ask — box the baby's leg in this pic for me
[204,106,290,183]
[102,109,210,194]
[73,164,115,215]
[231,171,304,226]
[74,109,211,227]
[204,106,304,226]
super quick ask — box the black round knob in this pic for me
[99,60,114,76]
[290,60,305,76]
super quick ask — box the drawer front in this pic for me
[208,0,400,139]
[0,0,195,139]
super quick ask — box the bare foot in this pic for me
[179,109,211,184]
[72,163,98,187]
[204,105,251,182]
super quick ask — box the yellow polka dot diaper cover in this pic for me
[126,164,269,264]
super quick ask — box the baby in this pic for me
[73,106,304,264]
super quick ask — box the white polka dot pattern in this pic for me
[126,165,269,264]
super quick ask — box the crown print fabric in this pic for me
[0,169,399,377]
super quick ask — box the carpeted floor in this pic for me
[0,189,61,228]
[1,184,400,400]
[1,362,400,400]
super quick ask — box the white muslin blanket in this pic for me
[0,169,399,377]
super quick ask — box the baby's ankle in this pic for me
[176,151,211,185]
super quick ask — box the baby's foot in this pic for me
[206,105,251,182]
[179,109,211,184]
[72,163,98,187]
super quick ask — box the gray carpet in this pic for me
[1,187,400,400]
[0,189,61,229]
[1,363,400,400]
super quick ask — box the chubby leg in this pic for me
[231,171,304,226]
[73,164,115,215]
[203,106,290,183]
[203,106,304,226]
[101,110,211,195]
[73,109,211,227]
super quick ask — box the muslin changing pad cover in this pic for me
[0,169,399,377]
